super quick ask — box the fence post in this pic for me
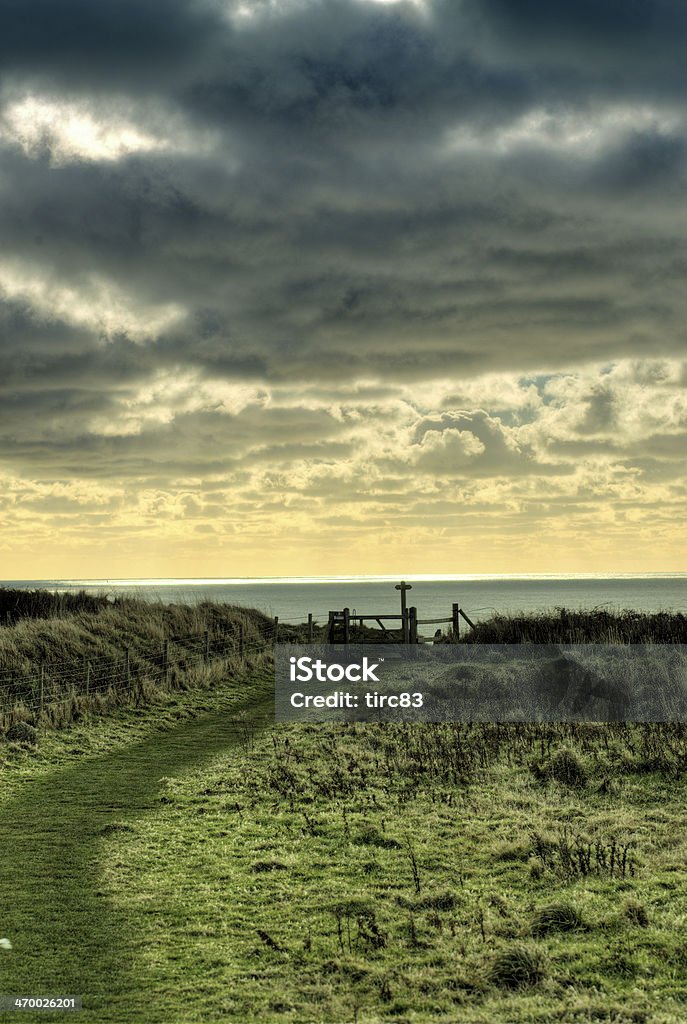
[308,613,313,643]
[343,607,350,646]
[163,639,169,685]
[274,616,279,644]
[459,607,476,631]
[452,603,460,640]
[239,622,245,660]
[204,629,210,665]
[409,606,418,645]
[402,608,409,644]
[39,663,45,718]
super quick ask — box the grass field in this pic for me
[2,604,687,1022]
[0,660,274,1023]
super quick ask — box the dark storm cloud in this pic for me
[3,0,685,124]
[0,0,221,84]
[0,0,685,486]
[465,0,687,52]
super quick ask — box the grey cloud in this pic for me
[591,131,687,192]
[0,0,685,510]
[459,0,687,95]
[577,386,617,435]
[0,0,222,87]
[548,433,687,470]
[0,401,351,479]
[4,0,685,131]
[409,410,571,477]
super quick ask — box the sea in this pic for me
[2,575,686,627]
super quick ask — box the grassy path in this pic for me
[6,687,687,1023]
[0,682,272,1022]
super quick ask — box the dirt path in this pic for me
[0,692,272,1020]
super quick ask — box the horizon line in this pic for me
[4,572,687,586]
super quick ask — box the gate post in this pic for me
[452,603,460,640]
[409,606,418,645]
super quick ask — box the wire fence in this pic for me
[0,618,280,720]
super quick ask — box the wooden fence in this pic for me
[325,603,475,644]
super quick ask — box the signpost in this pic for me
[395,580,412,644]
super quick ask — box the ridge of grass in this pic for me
[0,596,275,731]
[462,608,687,644]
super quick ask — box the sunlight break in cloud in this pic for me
[0,95,169,164]
[0,261,185,342]
[444,104,683,158]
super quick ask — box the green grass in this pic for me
[2,604,687,1021]
[462,608,687,644]
[104,719,686,1023]
[4,710,687,1021]
[0,596,275,730]
[0,658,274,1023]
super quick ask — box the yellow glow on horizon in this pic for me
[2,360,684,582]
[1,528,685,581]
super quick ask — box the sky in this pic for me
[0,0,686,579]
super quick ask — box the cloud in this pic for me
[0,0,685,572]
[0,96,171,165]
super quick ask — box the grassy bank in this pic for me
[461,608,687,644]
[0,592,274,675]
[0,594,276,731]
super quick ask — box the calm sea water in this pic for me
[3,575,686,626]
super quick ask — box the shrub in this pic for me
[532,747,588,788]
[463,609,687,644]
[623,897,649,928]
[487,944,546,989]
[531,902,585,936]
[0,587,109,623]
[5,721,38,744]
[354,827,401,849]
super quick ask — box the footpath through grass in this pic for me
[3,670,687,1022]
[0,665,273,1023]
